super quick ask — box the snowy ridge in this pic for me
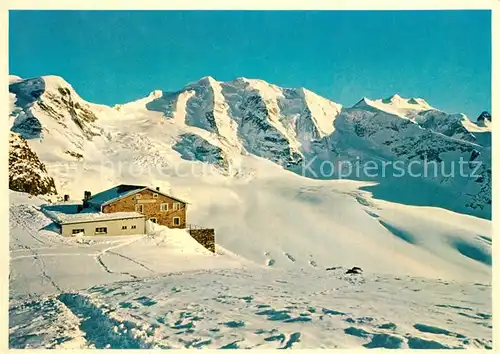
[9,76,112,165]
[352,94,433,118]
[300,87,342,137]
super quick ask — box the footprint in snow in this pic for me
[364,210,379,218]
[238,295,253,303]
[413,323,466,339]
[344,327,404,349]
[254,328,278,335]
[284,252,296,262]
[264,333,286,343]
[477,235,491,245]
[134,296,157,307]
[344,326,371,338]
[407,336,454,349]
[191,339,212,349]
[280,332,301,349]
[377,322,397,330]
[221,320,245,328]
[457,312,485,320]
[435,304,473,311]
[119,301,139,309]
[364,333,404,349]
[219,341,241,349]
[256,304,271,309]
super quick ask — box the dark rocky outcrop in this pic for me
[346,267,363,275]
[9,132,57,196]
[477,111,491,123]
[172,133,228,171]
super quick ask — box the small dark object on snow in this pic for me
[346,267,363,275]
[326,266,341,271]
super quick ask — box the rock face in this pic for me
[9,132,57,196]
[172,133,228,170]
[477,111,491,124]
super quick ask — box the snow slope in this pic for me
[9,190,492,349]
[9,75,491,218]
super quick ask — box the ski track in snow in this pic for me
[107,250,158,274]
[94,236,146,280]
[9,206,63,292]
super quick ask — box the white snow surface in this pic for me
[8,75,492,349]
[9,174,492,348]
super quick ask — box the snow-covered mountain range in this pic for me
[9,75,491,218]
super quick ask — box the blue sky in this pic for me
[10,10,491,118]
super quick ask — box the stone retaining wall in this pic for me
[188,228,215,253]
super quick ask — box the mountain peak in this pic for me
[199,75,216,82]
[477,111,491,122]
[408,97,430,107]
[352,97,372,108]
[9,75,23,84]
[185,76,218,88]
[41,75,74,90]
[381,94,404,104]
[476,111,491,128]
[148,89,163,99]
[350,94,434,119]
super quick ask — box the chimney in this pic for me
[83,191,91,209]
[64,194,70,202]
[156,187,160,191]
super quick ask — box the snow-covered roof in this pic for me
[87,184,146,206]
[45,207,145,225]
[87,184,189,207]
